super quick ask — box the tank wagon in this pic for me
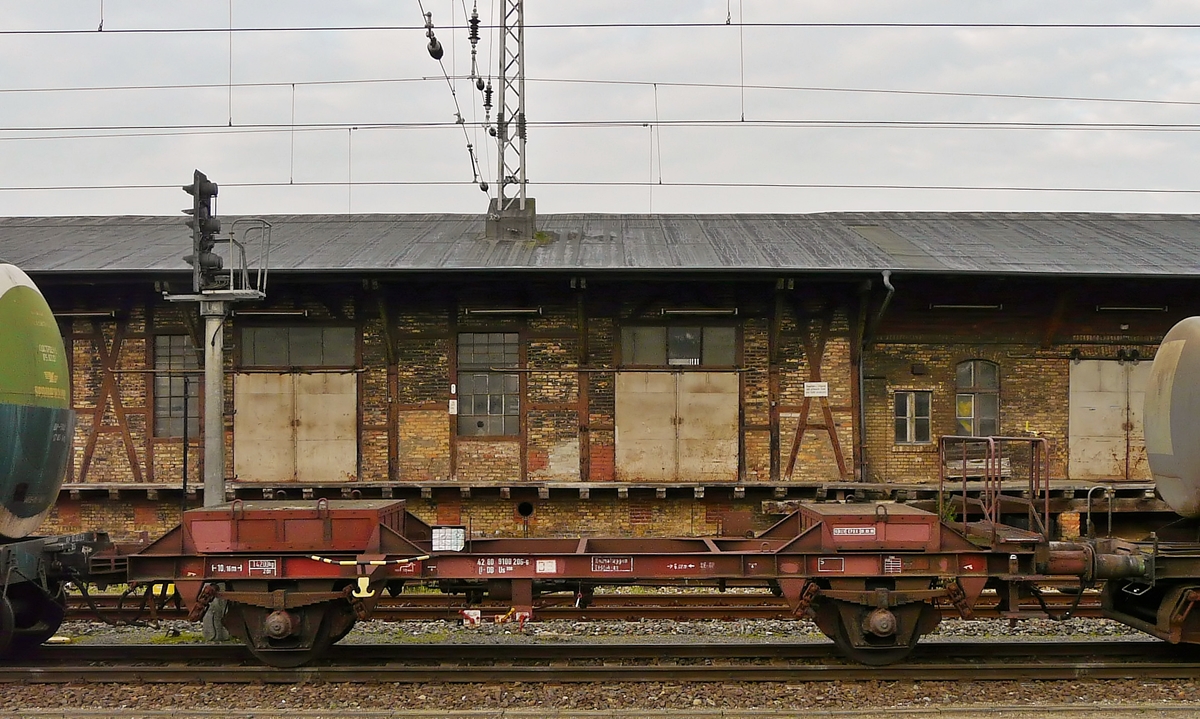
[0,263,115,656]
[1102,317,1200,641]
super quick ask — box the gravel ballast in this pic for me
[11,615,1191,716]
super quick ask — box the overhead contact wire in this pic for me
[416,0,483,187]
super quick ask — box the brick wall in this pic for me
[396,410,450,481]
[455,441,521,483]
[42,274,1178,541]
[41,498,184,540]
[863,342,1071,483]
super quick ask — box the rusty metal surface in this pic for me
[11,213,1200,276]
[156,499,419,555]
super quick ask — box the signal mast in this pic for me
[166,170,272,506]
[486,0,535,239]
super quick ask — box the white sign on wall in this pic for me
[804,382,829,397]
[448,399,458,415]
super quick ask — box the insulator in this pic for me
[484,82,493,110]
[476,77,485,91]
[518,112,526,141]
[469,9,480,45]
[427,38,444,60]
[479,181,489,192]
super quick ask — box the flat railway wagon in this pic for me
[124,439,1146,667]
[0,263,117,657]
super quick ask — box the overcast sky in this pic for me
[3,1,1200,217]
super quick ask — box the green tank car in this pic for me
[0,263,73,540]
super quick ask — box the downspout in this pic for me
[859,270,896,482]
[863,270,895,349]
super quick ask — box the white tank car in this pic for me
[1145,316,1200,517]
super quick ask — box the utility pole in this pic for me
[167,170,271,507]
[486,0,536,239]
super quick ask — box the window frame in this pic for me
[239,325,357,369]
[153,334,201,439]
[893,390,932,445]
[618,324,739,368]
[955,359,1000,437]
[456,331,522,438]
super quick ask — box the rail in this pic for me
[2,640,1192,683]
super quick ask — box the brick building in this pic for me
[3,212,1198,540]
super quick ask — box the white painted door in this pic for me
[1068,360,1151,480]
[615,371,739,482]
[234,372,358,482]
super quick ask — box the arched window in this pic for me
[956,360,999,436]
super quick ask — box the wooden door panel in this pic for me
[233,373,296,483]
[677,372,738,481]
[1069,360,1148,480]
[1126,360,1154,480]
[294,373,358,481]
[615,372,678,481]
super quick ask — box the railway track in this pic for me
[3,640,1193,683]
[66,590,1104,623]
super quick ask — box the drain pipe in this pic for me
[859,271,895,483]
[863,270,895,350]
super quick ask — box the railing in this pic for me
[210,218,272,297]
[938,436,1051,543]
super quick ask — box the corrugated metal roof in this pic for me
[1,212,1199,276]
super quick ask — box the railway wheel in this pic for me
[813,598,938,666]
[6,582,67,654]
[223,599,355,668]
[0,595,14,657]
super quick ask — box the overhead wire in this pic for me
[9,21,1200,35]
[6,12,1200,205]
[414,0,484,190]
[4,75,1200,111]
[11,119,1200,135]
[5,179,1200,195]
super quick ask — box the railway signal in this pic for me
[167,170,271,507]
[182,169,223,292]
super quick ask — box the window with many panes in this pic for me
[154,335,200,437]
[956,360,999,436]
[457,332,520,436]
[894,391,932,444]
[241,326,356,367]
[620,326,737,367]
